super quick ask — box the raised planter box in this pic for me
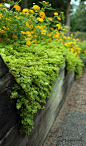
[0,55,75,146]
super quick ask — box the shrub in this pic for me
[0,40,83,134]
[0,1,83,57]
[78,40,86,57]
[0,1,84,134]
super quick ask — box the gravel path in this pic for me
[44,69,86,146]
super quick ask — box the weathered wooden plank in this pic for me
[0,56,75,146]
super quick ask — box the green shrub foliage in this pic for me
[0,40,83,134]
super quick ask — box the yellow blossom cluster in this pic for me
[14,4,21,12]
[39,11,45,19]
[64,39,81,57]
[33,5,40,11]
[47,18,52,21]
[56,24,60,30]
[57,17,61,21]
[0,1,84,58]
[3,26,9,30]
[37,17,44,22]
[22,8,29,13]
[54,12,58,16]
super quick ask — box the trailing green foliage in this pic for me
[71,2,86,32]
[0,39,83,134]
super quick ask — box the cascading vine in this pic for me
[0,40,83,134]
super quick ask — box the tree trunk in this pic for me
[24,0,28,8]
[66,0,71,36]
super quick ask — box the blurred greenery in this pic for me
[70,32,86,41]
[71,1,86,32]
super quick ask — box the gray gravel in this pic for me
[56,111,86,146]
[44,70,86,146]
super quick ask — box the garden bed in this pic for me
[0,56,74,146]
[0,1,84,146]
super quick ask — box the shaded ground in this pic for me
[44,69,86,146]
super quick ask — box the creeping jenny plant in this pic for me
[0,40,83,134]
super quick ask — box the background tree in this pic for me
[65,0,86,35]
[71,1,86,32]
[24,0,28,8]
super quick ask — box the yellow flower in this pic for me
[28,19,31,21]
[31,31,34,34]
[84,50,86,55]
[26,31,31,37]
[15,16,20,19]
[39,11,45,19]
[33,39,37,43]
[42,1,48,4]
[0,29,4,33]
[60,39,63,44]
[22,8,29,13]
[47,34,51,37]
[67,37,70,39]
[71,34,73,36]
[3,26,6,30]
[54,12,58,16]
[57,17,61,21]
[26,22,29,27]
[3,8,7,11]
[70,48,75,52]
[6,17,11,21]
[53,32,59,39]
[41,29,46,35]
[0,4,4,7]
[63,36,66,39]
[26,40,31,46]
[47,18,52,21]
[30,36,33,39]
[29,9,34,14]
[76,54,79,57]
[56,24,60,29]
[0,14,2,17]
[62,28,65,31]
[34,35,38,38]
[37,17,44,22]
[29,25,33,29]
[78,48,81,51]
[75,52,78,56]
[14,5,21,12]
[21,31,26,34]
[33,5,40,11]
[61,32,64,36]
[3,26,9,30]
[78,50,81,53]
[24,37,27,40]
[12,34,18,38]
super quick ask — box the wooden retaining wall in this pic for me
[0,55,75,146]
